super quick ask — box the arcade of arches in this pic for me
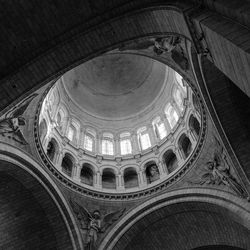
[0,1,250,250]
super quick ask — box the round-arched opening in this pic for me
[145,161,160,184]
[61,153,74,177]
[80,163,94,186]
[189,115,201,138]
[178,134,192,159]
[109,197,250,250]
[163,150,178,173]
[124,167,139,189]
[192,93,200,112]
[39,119,47,143]
[102,168,116,189]
[46,138,59,163]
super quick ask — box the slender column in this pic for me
[174,147,184,165]
[138,169,147,187]
[95,133,102,155]
[157,160,167,176]
[187,129,197,147]
[73,163,81,181]
[94,171,102,189]
[131,132,139,154]
[114,136,121,157]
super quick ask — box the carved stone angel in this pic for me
[70,199,126,250]
[0,93,38,145]
[194,136,248,199]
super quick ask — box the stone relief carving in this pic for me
[0,93,38,145]
[118,35,189,71]
[70,199,126,250]
[190,136,249,200]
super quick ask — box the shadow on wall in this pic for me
[0,173,57,250]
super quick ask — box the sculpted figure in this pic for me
[153,36,181,54]
[70,199,125,250]
[196,136,248,199]
[0,93,38,145]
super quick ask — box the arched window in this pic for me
[189,115,200,138]
[102,168,116,189]
[178,134,192,159]
[67,125,76,142]
[124,168,139,188]
[173,87,184,111]
[84,134,94,152]
[46,138,59,163]
[61,153,74,177]
[152,117,167,140]
[56,112,61,126]
[192,93,200,112]
[163,150,178,173]
[39,119,47,143]
[175,72,187,93]
[120,132,132,155]
[165,104,179,129]
[80,163,94,186]
[102,133,114,155]
[145,161,160,184]
[137,127,151,151]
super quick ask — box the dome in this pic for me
[38,53,203,195]
[62,53,167,119]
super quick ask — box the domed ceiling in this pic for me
[62,53,167,119]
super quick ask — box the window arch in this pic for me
[46,138,59,163]
[145,161,160,184]
[67,125,76,142]
[101,133,114,155]
[120,132,132,155]
[189,115,200,138]
[39,119,47,143]
[173,87,184,112]
[102,168,116,189]
[178,134,192,159]
[124,167,139,188]
[175,72,187,93]
[192,93,200,112]
[84,134,94,152]
[152,117,167,140]
[137,127,151,151]
[80,163,94,186]
[163,150,178,173]
[56,112,62,126]
[165,104,179,129]
[61,153,74,177]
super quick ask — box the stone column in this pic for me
[114,136,121,157]
[131,132,139,154]
[73,163,81,182]
[138,169,147,187]
[94,171,102,189]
